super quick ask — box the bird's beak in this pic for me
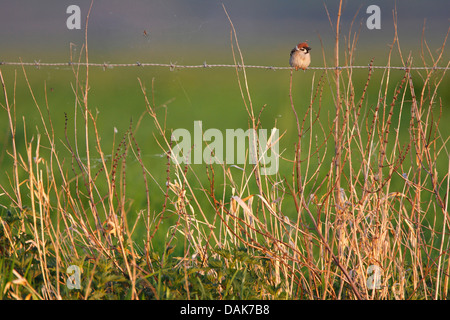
[306,46,311,51]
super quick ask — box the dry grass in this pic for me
[0,2,449,300]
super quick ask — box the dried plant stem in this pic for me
[334,0,343,209]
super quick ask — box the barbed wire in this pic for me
[0,60,448,71]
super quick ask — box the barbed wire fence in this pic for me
[0,60,449,71]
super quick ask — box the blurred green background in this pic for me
[0,1,449,246]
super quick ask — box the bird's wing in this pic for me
[290,48,296,57]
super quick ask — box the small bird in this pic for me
[289,42,311,71]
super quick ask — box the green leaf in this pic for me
[213,247,232,260]
[208,258,223,269]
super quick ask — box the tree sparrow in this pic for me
[289,42,311,71]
